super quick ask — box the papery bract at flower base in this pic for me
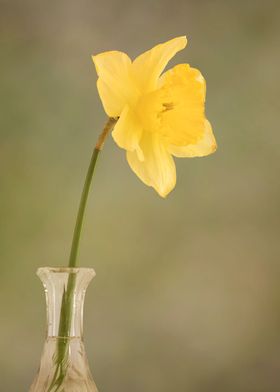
[92,36,217,197]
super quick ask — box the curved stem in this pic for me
[47,117,117,392]
[68,117,117,268]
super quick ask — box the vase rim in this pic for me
[37,266,96,277]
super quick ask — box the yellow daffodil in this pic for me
[92,36,217,197]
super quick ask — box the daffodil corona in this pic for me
[92,36,217,197]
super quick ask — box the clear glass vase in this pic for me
[29,267,98,392]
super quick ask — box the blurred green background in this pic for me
[1,0,280,391]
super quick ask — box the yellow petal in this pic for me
[157,64,206,146]
[168,120,217,157]
[127,132,176,197]
[92,51,138,117]
[132,36,187,93]
[112,105,143,154]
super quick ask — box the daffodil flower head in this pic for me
[92,36,217,197]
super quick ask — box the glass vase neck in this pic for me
[37,267,95,338]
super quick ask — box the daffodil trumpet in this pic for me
[49,36,216,391]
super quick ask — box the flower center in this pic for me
[136,90,175,134]
[161,102,174,112]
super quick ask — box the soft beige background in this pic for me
[1,0,280,391]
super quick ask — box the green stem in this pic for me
[68,116,117,268]
[48,117,117,392]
